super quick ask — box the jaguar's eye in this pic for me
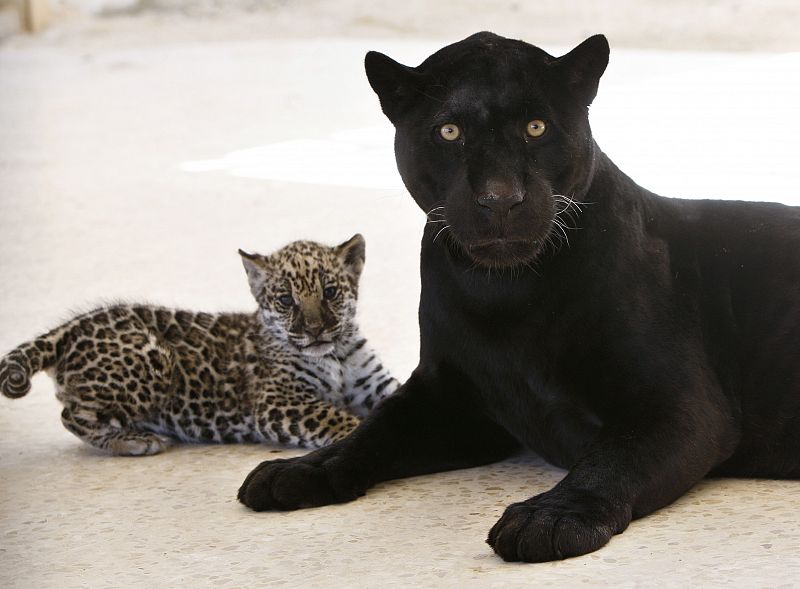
[323,286,337,300]
[526,119,547,138]
[277,294,294,307]
[439,123,461,142]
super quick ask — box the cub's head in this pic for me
[239,235,365,357]
[365,32,609,268]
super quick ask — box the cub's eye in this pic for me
[322,286,338,300]
[439,123,461,142]
[526,119,547,138]
[277,294,294,307]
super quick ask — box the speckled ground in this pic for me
[2,18,800,589]
[4,387,800,588]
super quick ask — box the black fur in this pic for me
[239,33,800,562]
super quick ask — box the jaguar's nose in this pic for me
[475,180,525,216]
[476,191,524,215]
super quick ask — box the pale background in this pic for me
[1,2,799,587]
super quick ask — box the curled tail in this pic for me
[1,329,65,399]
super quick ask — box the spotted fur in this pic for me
[0,234,399,455]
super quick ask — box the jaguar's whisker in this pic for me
[433,224,451,244]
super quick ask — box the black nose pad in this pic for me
[476,192,525,215]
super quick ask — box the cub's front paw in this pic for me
[237,452,366,512]
[487,489,631,562]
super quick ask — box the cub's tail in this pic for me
[1,328,66,399]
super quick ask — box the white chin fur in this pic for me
[301,342,335,357]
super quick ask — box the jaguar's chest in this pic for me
[459,335,602,467]
[423,281,602,467]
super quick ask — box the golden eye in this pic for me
[526,119,547,138]
[439,123,461,141]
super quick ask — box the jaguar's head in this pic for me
[365,32,609,268]
[240,235,365,357]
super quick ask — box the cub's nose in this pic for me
[305,322,325,338]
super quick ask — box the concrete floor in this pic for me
[1,16,800,589]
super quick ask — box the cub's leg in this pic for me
[60,401,171,455]
[255,391,361,449]
[55,332,175,456]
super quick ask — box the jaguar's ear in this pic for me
[550,34,609,106]
[335,234,366,281]
[365,51,424,123]
[239,249,268,298]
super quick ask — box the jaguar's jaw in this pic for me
[465,237,543,268]
[442,217,548,268]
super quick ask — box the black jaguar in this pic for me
[239,32,800,563]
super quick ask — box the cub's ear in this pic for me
[365,51,423,123]
[335,234,366,280]
[239,249,268,298]
[551,34,610,106]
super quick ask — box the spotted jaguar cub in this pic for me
[0,234,399,455]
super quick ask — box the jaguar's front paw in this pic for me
[486,489,631,562]
[237,452,366,512]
